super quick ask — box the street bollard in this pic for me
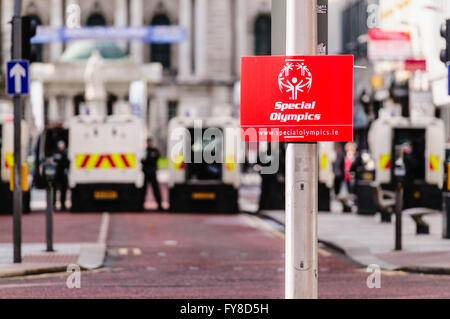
[395,184,403,251]
[443,159,450,239]
[44,160,57,252]
[46,184,54,252]
[393,146,406,251]
[443,191,450,239]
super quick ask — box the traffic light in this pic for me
[440,19,450,65]
[21,16,37,61]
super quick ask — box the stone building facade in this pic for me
[1,0,272,151]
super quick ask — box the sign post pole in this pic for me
[46,183,54,252]
[12,0,23,264]
[285,0,318,299]
[242,0,351,299]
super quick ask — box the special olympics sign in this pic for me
[240,55,354,142]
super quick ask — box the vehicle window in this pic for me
[186,128,223,181]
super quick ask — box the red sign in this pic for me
[368,29,410,41]
[404,59,427,72]
[368,28,412,61]
[240,55,354,142]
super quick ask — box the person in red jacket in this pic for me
[344,142,356,194]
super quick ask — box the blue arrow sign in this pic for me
[6,60,29,95]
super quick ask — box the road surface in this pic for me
[1,211,450,298]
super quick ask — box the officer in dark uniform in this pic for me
[53,141,70,211]
[142,138,163,211]
[332,143,345,196]
[402,141,419,208]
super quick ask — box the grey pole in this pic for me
[444,164,450,238]
[46,184,54,252]
[395,184,403,251]
[285,0,318,299]
[317,0,328,55]
[12,0,23,264]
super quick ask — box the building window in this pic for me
[86,13,107,26]
[150,14,171,69]
[25,14,43,62]
[168,100,178,121]
[254,14,271,56]
[73,94,85,116]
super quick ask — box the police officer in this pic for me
[53,141,70,211]
[332,143,345,196]
[402,141,419,208]
[142,138,163,211]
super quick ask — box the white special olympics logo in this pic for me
[278,59,312,100]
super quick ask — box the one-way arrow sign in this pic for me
[6,60,29,95]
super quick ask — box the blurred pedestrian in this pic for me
[344,142,356,194]
[332,143,345,196]
[53,140,70,211]
[402,141,419,207]
[142,138,163,211]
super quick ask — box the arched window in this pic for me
[150,14,171,70]
[25,14,43,62]
[254,14,271,56]
[86,13,107,26]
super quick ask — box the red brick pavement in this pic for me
[0,212,103,243]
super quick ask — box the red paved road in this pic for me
[1,212,450,298]
[0,212,102,243]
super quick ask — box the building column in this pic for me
[195,0,207,79]
[235,0,247,75]
[178,0,192,81]
[2,0,14,75]
[50,0,63,62]
[130,0,144,64]
[30,81,45,132]
[149,98,163,148]
[48,96,59,123]
[115,0,128,26]
[115,0,128,50]
[65,0,81,28]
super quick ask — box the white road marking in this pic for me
[318,248,331,257]
[132,248,142,256]
[97,212,110,244]
[241,215,284,239]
